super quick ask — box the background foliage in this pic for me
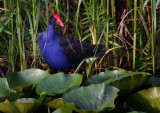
[0,0,160,76]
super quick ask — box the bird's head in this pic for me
[50,14,64,27]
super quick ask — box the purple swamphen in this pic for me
[38,14,104,73]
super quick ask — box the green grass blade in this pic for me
[36,0,41,31]
[93,0,98,44]
[76,0,82,40]
[133,0,137,70]
[22,18,27,70]
[45,0,48,25]
[25,9,35,67]
[106,0,109,50]
[16,0,23,70]
[138,11,151,46]
[151,0,156,75]
[111,0,117,66]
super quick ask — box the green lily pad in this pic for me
[7,68,50,90]
[85,70,151,95]
[129,87,160,113]
[36,73,83,96]
[63,83,119,112]
[0,94,45,113]
[0,99,19,113]
[146,76,160,87]
[0,78,16,98]
[45,98,64,109]
[15,98,37,113]
[52,104,72,113]
[1,92,24,102]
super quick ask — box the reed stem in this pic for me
[133,0,137,70]
[111,0,117,66]
[16,0,23,70]
[151,0,156,75]
[106,0,109,50]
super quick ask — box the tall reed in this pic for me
[139,0,144,52]
[106,0,109,50]
[151,0,156,75]
[133,0,137,70]
[26,0,41,68]
[16,0,23,70]
[111,0,117,66]
[93,0,97,45]
[8,0,15,72]
[75,0,82,41]
[32,0,37,67]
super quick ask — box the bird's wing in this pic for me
[59,36,104,63]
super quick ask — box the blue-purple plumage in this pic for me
[38,14,104,72]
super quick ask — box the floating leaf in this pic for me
[85,70,151,95]
[2,91,24,102]
[110,72,151,94]
[63,83,119,112]
[7,68,50,90]
[36,73,83,96]
[129,87,160,113]
[85,71,118,85]
[15,98,37,113]
[0,78,16,98]
[52,104,72,113]
[0,94,45,113]
[0,99,19,113]
[45,98,64,109]
[145,76,160,87]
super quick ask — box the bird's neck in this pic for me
[48,22,55,32]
